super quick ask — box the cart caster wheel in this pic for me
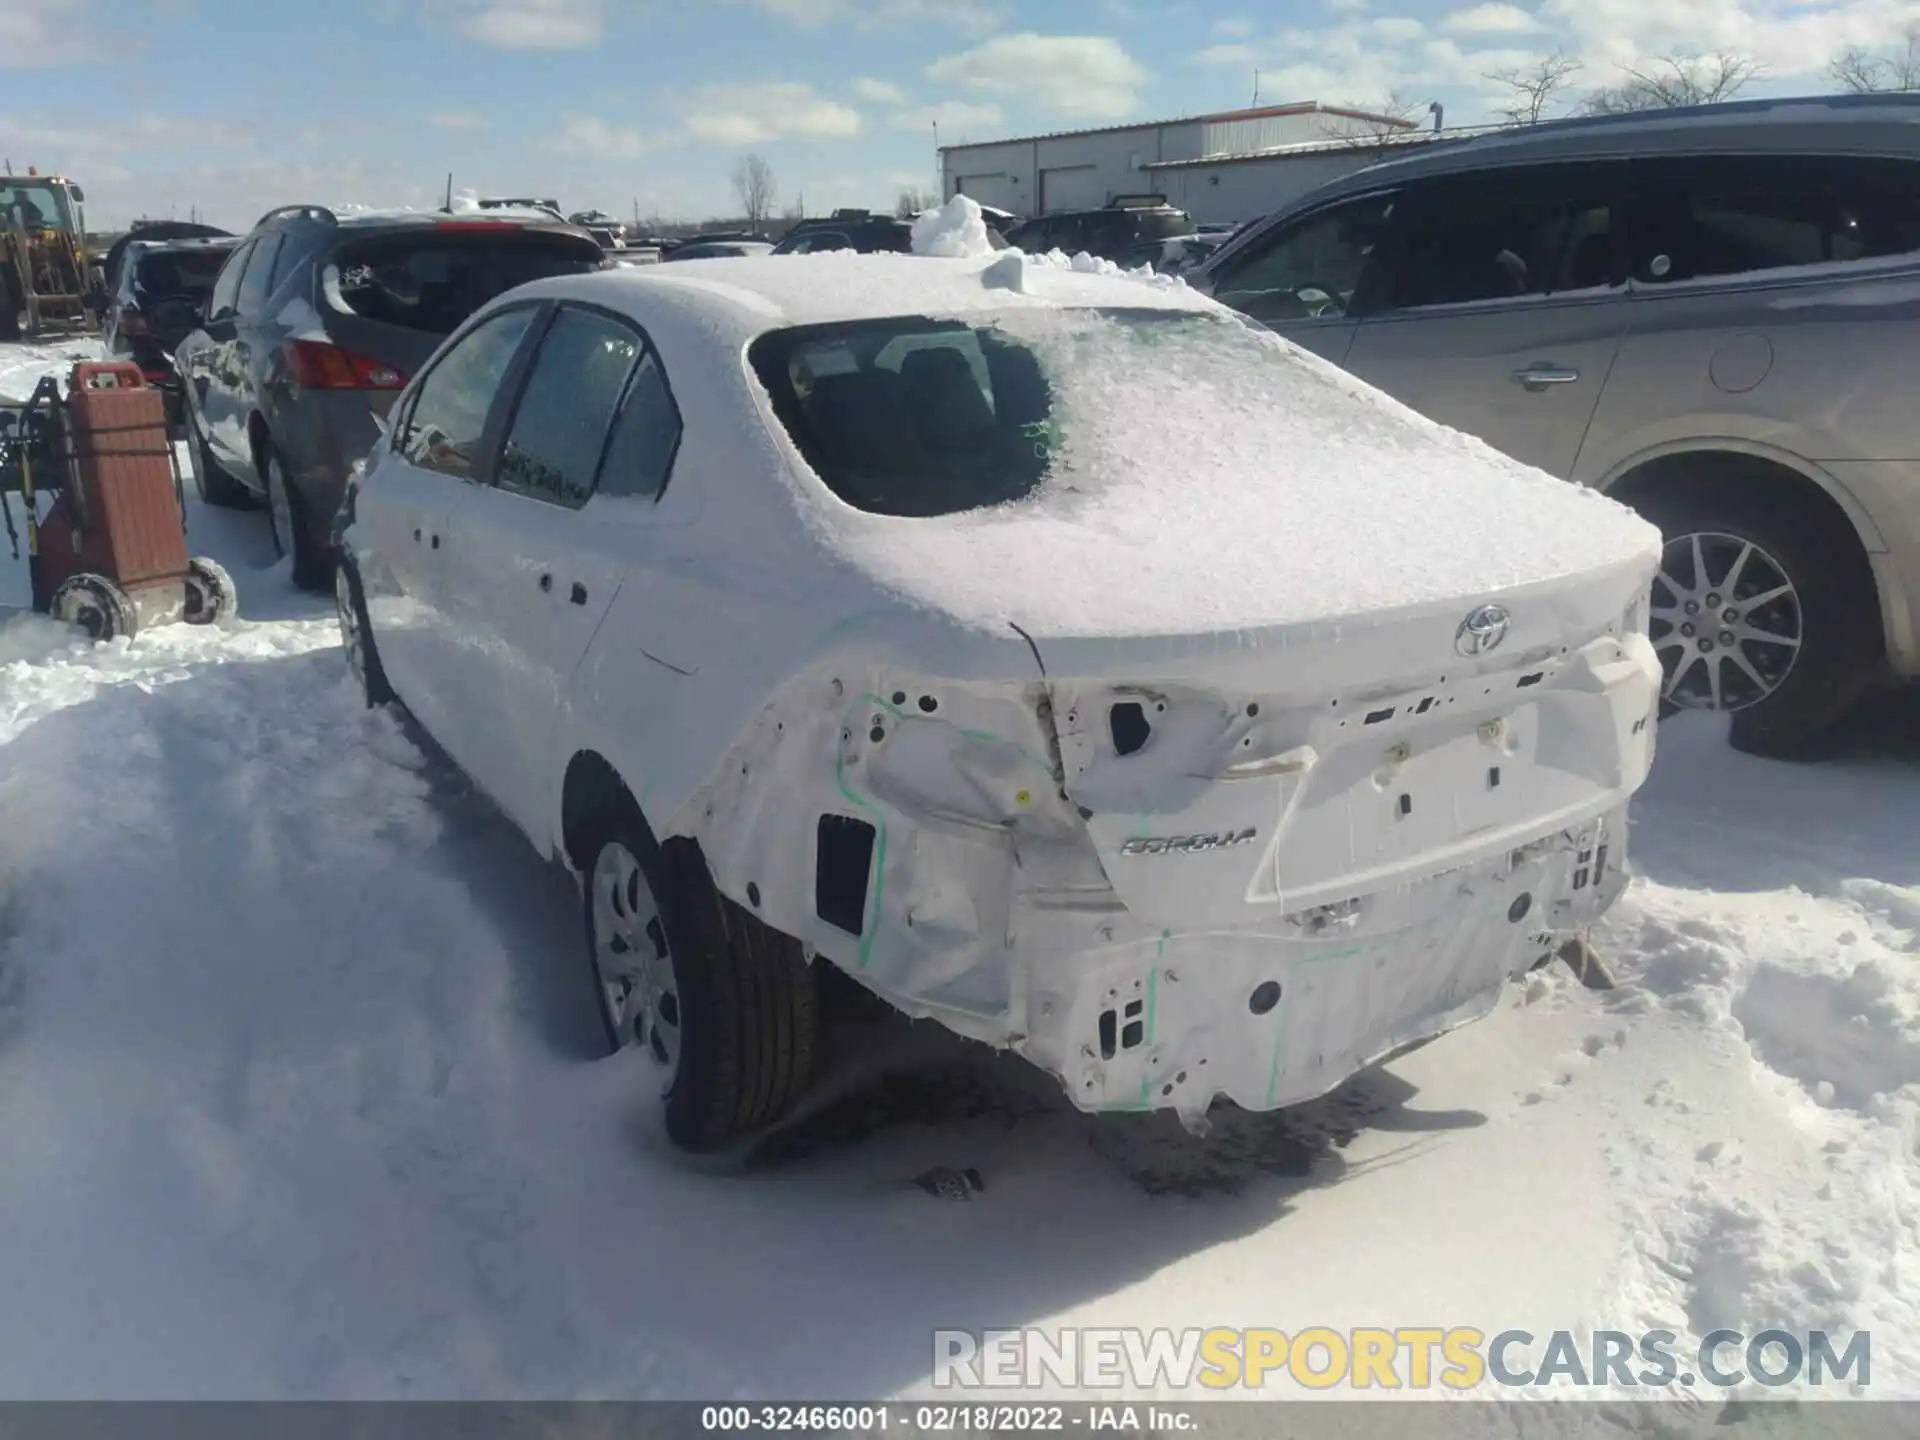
[50,573,138,642]
[183,556,239,625]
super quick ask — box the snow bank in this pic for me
[910,194,994,259]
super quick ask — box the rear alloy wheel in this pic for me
[578,803,819,1153]
[264,446,331,593]
[1634,487,1881,758]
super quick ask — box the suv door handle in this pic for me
[570,582,588,606]
[1511,364,1580,390]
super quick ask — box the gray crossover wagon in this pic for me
[1195,93,1920,757]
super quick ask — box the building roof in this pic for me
[936,101,1420,153]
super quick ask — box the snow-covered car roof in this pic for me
[503,251,1216,339]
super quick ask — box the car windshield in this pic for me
[134,248,230,299]
[749,307,1238,518]
[324,232,600,334]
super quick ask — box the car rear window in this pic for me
[750,317,1058,517]
[324,231,602,335]
[133,248,230,299]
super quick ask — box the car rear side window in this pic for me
[750,318,1052,518]
[1630,154,1920,285]
[496,307,642,508]
[206,240,253,321]
[597,350,682,500]
[399,306,538,480]
[236,232,285,314]
[327,232,601,335]
[1383,164,1620,310]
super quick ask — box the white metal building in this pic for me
[939,102,1430,226]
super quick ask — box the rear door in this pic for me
[436,303,677,843]
[1203,189,1399,367]
[182,237,254,470]
[1339,161,1628,479]
[358,303,543,743]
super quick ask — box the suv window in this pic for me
[750,318,1052,517]
[327,232,602,335]
[1629,154,1920,285]
[1382,165,1619,310]
[1210,193,1396,323]
[206,240,253,321]
[399,306,539,479]
[133,247,230,302]
[496,307,642,508]
[788,230,851,254]
[236,232,285,314]
[597,350,682,500]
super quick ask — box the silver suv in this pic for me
[1194,93,1920,758]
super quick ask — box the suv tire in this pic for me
[578,799,819,1153]
[263,442,332,593]
[1631,484,1881,758]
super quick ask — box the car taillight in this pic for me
[282,339,407,391]
[117,305,148,336]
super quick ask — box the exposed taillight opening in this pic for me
[282,339,407,391]
[117,305,148,336]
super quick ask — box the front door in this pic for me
[1203,189,1400,368]
[1339,162,1628,479]
[182,238,254,471]
[364,303,542,746]
[437,304,681,845]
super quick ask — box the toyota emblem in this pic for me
[1455,604,1511,657]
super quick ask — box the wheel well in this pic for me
[561,750,638,871]
[1605,450,1883,636]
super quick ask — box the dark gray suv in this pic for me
[177,204,605,590]
[1195,93,1920,758]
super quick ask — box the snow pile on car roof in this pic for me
[806,306,1661,637]
[910,194,994,258]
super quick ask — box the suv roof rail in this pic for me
[256,204,337,228]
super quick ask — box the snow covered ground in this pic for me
[2,341,1918,1417]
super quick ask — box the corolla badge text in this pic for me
[1455,603,1511,657]
[1121,828,1258,857]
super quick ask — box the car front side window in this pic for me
[1210,194,1397,323]
[399,306,539,480]
[495,307,642,509]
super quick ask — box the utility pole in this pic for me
[932,120,941,200]
[1252,69,1260,106]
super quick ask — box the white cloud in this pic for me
[457,0,602,50]
[426,110,491,132]
[1371,15,1425,41]
[1443,3,1544,34]
[550,114,674,160]
[1213,16,1258,36]
[1193,41,1258,66]
[927,33,1149,120]
[680,82,863,145]
[722,0,1001,31]
[0,0,116,66]
[890,100,1004,133]
[854,76,908,104]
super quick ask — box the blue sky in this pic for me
[3,0,1915,229]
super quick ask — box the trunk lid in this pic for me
[1038,552,1659,928]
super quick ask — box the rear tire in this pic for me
[263,443,331,594]
[578,799,820,1153]
[1629,484,1881,759]
[191,420,259,511]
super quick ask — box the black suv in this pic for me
[102,235,241,430]
[771,211,915,255]
[176,204,605,590]
[1006,195,1195,263]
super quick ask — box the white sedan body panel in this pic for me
[347,253,1665,1125]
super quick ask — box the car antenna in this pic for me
[444,172,454,213]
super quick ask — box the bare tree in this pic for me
[1583,51,1761,114]
[1830,24,1920,92]
[731,153,777,228]
[782,194,806,222]
[1335,87,1426,159]
[894,187,939,218]
[1487,51,1585,125]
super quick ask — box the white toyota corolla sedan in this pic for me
[332,240,1664,1153]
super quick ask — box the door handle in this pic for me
[570,582,588,606]
[539,573,553,592]
[1511,364,1580,390]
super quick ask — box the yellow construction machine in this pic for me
[1,166,101,342]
